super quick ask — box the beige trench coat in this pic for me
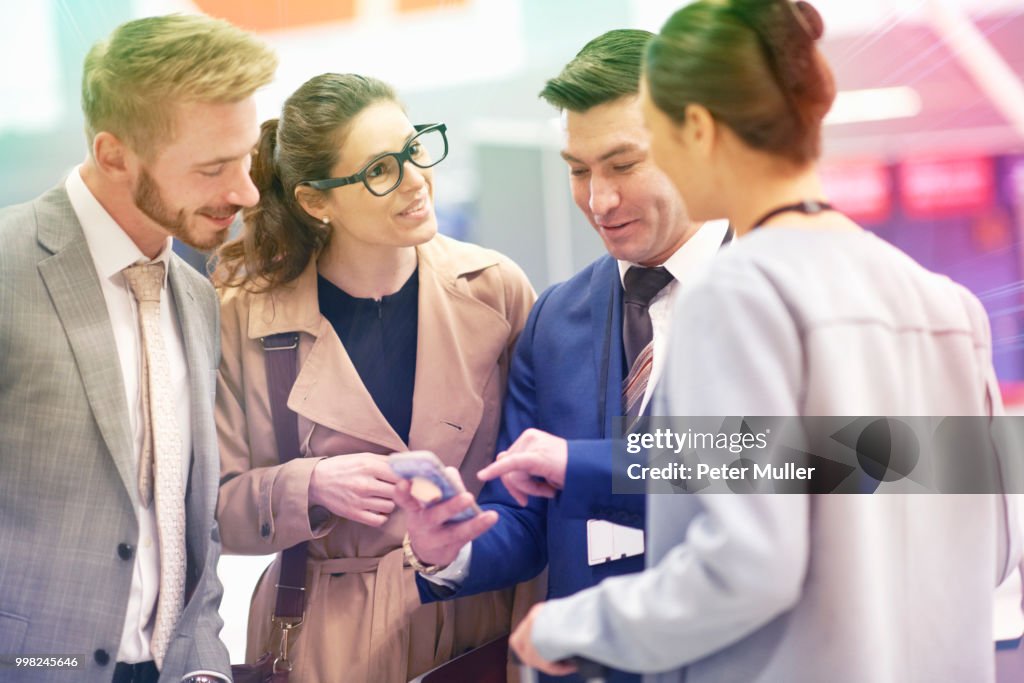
[216,235,536,683]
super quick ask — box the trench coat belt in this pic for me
[307,547,457,682]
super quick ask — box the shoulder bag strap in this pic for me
[260,332,307,622]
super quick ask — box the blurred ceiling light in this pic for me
[927,0,1024,142]
[824,86,923,126]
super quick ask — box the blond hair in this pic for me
[82,14,277,153]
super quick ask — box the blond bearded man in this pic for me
[0,14,276,683]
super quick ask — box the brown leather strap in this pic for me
[261,333,307,621]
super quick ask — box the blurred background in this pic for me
[3,0,1024,660]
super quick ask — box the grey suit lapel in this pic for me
[168,256,208,482]
[168,257,206,437]
[35,187,139,511]
[168,257,213,561]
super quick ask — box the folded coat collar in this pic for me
[245,234,502,340]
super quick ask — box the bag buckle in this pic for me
[272,615,303,673]
[260,334,299,351]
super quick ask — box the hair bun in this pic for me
[730,0,824,46]
[794,1,824,40]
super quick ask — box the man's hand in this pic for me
[510,603,577,677]
[477,428,568,506]
[308,453,399,527]
[393,466,498,567]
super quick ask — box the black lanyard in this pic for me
[751,199,834,230]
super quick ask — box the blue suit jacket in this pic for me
[419,254,645,682]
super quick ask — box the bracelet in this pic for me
[402,533,445,576]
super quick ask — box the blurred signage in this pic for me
[1005,156,1024,206]
[820,159,892,224]
[398,0,468,10]
[194,0,357,30]
[194,0,468,31]
[899,156,995,219]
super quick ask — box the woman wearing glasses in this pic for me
[214,73,535,682]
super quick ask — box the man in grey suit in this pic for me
[0,15,276,683]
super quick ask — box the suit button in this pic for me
[117,543,134,561]
[93,649,110,666]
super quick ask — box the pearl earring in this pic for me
[322,216,330,225]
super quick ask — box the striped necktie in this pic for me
[621,265,674,419]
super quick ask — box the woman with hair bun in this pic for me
[511,3,1018,681]
[214,72,535,682]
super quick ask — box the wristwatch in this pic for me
[402,532,445,575]
[182,675,226,683]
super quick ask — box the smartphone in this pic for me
[389,450,480,523]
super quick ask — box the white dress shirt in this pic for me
[616,219,729,416]
[65,167,193,665]
[423,220,730,588]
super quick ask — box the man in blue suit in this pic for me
[396,29,728,682]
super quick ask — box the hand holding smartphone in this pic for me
[389,451,480,524]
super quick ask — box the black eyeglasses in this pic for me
[300,123,448,197]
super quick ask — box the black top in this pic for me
[317,269,419,445]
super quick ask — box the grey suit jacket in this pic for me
[0,186,231,681]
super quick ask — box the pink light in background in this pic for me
[899,156,996,219]
[820,159,892,225]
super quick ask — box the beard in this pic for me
[134,168,237,252]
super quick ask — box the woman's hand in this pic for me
[393,466,499,567]
[308,453,400,527]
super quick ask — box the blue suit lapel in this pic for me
[589,255,625,438]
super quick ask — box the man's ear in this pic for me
[92,132,134,181]
[294,185,326,221]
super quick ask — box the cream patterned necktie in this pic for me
[123,262,185,669]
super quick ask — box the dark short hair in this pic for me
[539,29,653,112]
[646,0,836,164]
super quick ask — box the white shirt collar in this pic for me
[617,219,730,286]
[65,165,173,287]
